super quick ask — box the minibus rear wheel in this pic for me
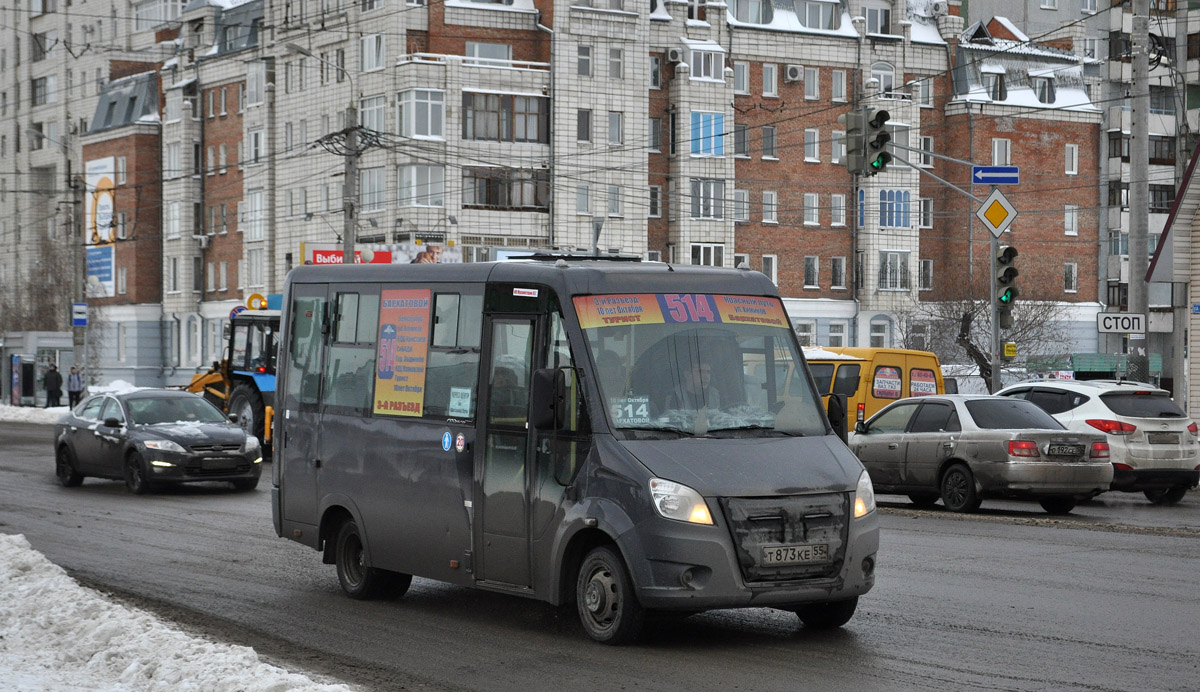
[335,519,411,600]
[576,546,644,645]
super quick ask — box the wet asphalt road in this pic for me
[3,421,1199,692]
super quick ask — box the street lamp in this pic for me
[285,43,359,265]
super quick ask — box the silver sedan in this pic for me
[849,395,1113,514]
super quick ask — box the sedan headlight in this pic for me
[144,439,187,454]
[853,470,876,518]
[649,478,714,525]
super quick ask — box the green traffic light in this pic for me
[999,288,1015,304]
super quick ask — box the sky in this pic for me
[0,401,360,692]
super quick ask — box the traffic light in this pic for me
[995,245,1019,330]
[864,109,892,175]
[839,109,865,175]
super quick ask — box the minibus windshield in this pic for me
[573,293,827,437]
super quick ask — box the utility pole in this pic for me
[343,105,358,264]
[1128,0,1151,383]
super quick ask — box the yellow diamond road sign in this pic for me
[976,188,1017,238]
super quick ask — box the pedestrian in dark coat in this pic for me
[44,364,63,408]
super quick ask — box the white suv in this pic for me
[996,380,1199,504]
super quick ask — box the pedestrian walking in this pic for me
[67,367,85,408]
[44,363,63,408]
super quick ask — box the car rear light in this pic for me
[1089,442,1110,459]
[1086,419,1137,435]
[1113,463,1133,471]
[1188,422,1198,437]
[1008,440,1040,457]
[857,402,865,422]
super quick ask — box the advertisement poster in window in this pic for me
[910,369,937,396]
[873,366,902,399]
[374,289,431,416]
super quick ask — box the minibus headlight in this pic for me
[649,478,714,525]
[243,435,261,453]
[853,470,876,518]
[144,439,187,454]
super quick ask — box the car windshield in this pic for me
[965,398,1063,430]
[127,396,228,426]
[573,293,827,437]
[1100,392,1185,418]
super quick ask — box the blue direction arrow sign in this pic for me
[973,166,1019,185]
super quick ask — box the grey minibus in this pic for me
[272,257,878,643]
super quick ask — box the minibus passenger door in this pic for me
[279,284,327,525]
[476,317,537,588]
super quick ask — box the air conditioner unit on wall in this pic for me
[931,0,949,17]
[666,47,684,63]
[785,64,803,82]
[196,235,211,250]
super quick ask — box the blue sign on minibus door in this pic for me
[442,432,452,451]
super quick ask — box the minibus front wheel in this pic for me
[335,519,412,600]
[576,546,644,645]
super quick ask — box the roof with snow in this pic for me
[89,72,159,134]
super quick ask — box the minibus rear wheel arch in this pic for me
[320,506,354,565]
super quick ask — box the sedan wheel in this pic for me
[1144,487,1189,505]
[55,446,84,487]
[940,463,981,513]
[1039,496,1078,515]
[124,452,151,495]
[907,493,939,508]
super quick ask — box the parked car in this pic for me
[53,389,263,494]
[849,395,1112,514]
[997,380,1200,505]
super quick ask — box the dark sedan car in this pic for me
[54,389,263,494]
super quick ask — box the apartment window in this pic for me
[206,146,216,175]
[165,142,182,178]
[577,109,592,142]
[763,64,778,96]
[887,124,910,169]
[919,79,933,107]
[733,189,749,222]
[734,124,749,156]
[691,50,721,80]
[763,191,778,224]
[827,322,846,347]
[690,111,724,156]
[804,193,819,225]
[1033,77,1055,104]
[117,266,128,295]
[359,167,385,212]
[359,95,386,132]
[831,194,846,226]
[762,255,777,283]
[1064,205,1078,236]
[463,167,550,210]
[1150,185,1175,213]
[731,0,769,22]
[1109,131,1130,160]
[287,187,305,218]
[649,118,661,152]
[207,89,215,117]
[248,129,264,164]
[983,72,1006,100]
[733,61,749,94]
[832,70,846,101]
[920,136,934,167]
[992,138,1011,166]
[734,253,750,270]
[609,48,623,79]
[1064,262,1078,293]
[650,55,661,89]
[247,62,265,105]
[168,257,180,293]
[218,144,227,173]
[166,202,180,238]
[399,165,445,207]
[242,189,263,240]
[1109,181,1130,209]
[1081,37,1098,58]
[193,257,204,293]
[794,321,816,346]
[360,35,384,72]
[762,126,777,158]
[690,179,725,219]
[831,257,846,289]
[361,0,382,11]
[607,185,622,217]
[462,93,549,143]
[576,185,590,215]
[865,5,891,34]
[832,131,845,163]
[804,67,819,99]
[804,129,819,161]
[919,198,933,228]
[869,322,889,348]
[1149,135,1175,165]
[919,259,933,291]
[878,190,911,229]
[879,251,910,290]
[804,256,819,288]
[691,243,724,266]
[31,76,56,105]
[608,111,623,144]
[649,186,662,218]
[578,46,592,76]
[398,89,445,139]
[247,248,265,288]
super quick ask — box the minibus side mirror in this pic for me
[826,393,848,444]
[530,368,566,430]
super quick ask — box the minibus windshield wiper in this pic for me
[618,426,693,437]
[706,424,805,437]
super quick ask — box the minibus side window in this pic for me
[323,291,380,413]
[809,363,834,393]
[285,294,326,409]
[833,364,860,396]
[424,292,483,419]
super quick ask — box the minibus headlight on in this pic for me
[853,470,876,519]
[144,439,187,454]
[649,478,714,525]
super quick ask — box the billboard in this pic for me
[84,157,116,296]
[300,242,463,266]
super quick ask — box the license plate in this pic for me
[761,544,829,566]
[201,457,236,470]
[1047,444,1083,456]
[1147,432,1180,445]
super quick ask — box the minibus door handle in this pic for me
[312,458,322,468]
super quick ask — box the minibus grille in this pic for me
[721,494,849,582]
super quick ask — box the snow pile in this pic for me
[0,533,358,692]
[0,404,67,425]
